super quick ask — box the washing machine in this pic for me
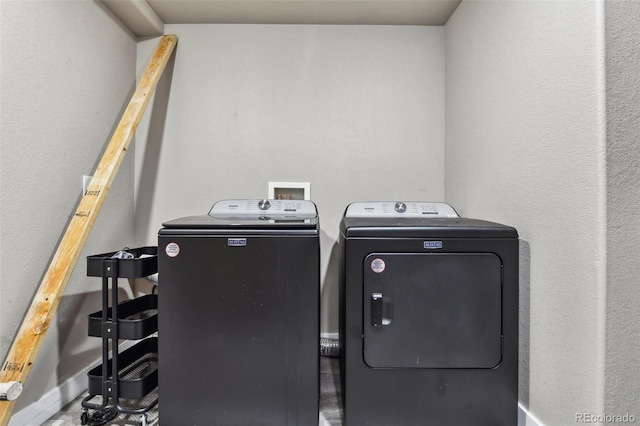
[339,201,519,426]
[158,199,319,425]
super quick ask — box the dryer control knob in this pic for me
[394,202,407,213]
[258,199,271,210]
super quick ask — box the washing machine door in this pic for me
[363,252,502,369]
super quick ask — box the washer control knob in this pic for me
[394,202,407,213]
[258,199,271,210]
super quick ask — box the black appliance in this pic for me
[339,201,518,426]
[158,199,319,425]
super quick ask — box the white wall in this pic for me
[445,1,607,425]
[604,0,640,418]
[0,0,136,413]
[135,24,445,333]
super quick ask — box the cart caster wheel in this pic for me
[88,406,117,426]
[139,414,147,426]
[80,411,89,425]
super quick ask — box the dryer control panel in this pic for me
[209,199,317,220]
[345,202,459,218]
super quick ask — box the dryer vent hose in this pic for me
[320,337,341,358]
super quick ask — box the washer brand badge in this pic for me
[165,242,180,257]
[228,238,247,247]
[424,241,443,249]
[371,258,386,274]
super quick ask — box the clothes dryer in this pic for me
[339,201,518,426]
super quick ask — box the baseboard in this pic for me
[9,365,91,426]
[9,341,136,426]
[518,402,545,426]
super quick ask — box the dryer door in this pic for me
[363,252,502,369]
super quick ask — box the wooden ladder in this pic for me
[0,34,177,426]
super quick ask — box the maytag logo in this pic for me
[424,241,443,249]
[228,238,247,247]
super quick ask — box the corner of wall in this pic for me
[603,0,640,419]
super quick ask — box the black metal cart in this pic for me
[81,247,159,426]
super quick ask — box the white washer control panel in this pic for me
[345,202,459,218]
[209,199,317,220]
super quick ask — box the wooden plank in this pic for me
[0,34,177,425]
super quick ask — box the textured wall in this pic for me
[0,0,135,412]
[445,2,606,425]
[134,25,446,333]
[604,0,640,421]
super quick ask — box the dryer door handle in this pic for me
[371,293,392,327]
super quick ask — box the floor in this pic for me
[42,356,343,426]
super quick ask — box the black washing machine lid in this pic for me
[160,199,319,234]
[363,252,503,369]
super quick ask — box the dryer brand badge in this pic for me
[424,241,443,249]
[371,258,386,273]
[228,238,247,247]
